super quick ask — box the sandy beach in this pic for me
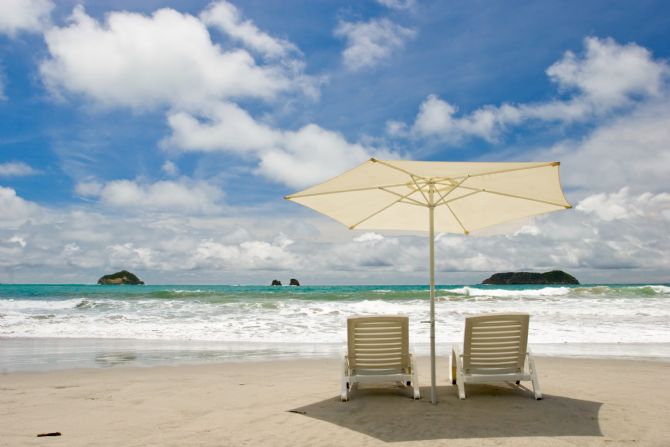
[2,356,669,447]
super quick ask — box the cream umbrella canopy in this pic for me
[284,158,571,404]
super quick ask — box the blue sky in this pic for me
[1,0,669,284]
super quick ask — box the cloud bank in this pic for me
[399,37,669,143]
[1,184,668,283]
[1,1,667,284]
[38,2,385,189]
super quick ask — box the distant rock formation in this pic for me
[289,278,300,286]
[482,270,579,285]
[271,279,282,286]
[97,270,144,285]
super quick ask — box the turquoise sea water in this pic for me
[1,283,669,371]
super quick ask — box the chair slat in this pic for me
[463,313,529,373]
[348,316,410,371]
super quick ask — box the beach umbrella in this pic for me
[284,158,571,404]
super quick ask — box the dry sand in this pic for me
[1,356,669,446]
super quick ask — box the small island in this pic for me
[482,270,579,285]
[271,279,282,286]
[97,270,145,285]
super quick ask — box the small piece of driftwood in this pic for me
[37,432,62,437]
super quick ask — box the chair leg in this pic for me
[341,377,349,401]
[532,380,542,399]
[341,356,350,401]
[527,351,542,400]
[452,346,465,398]
[450,350,457,385]
[411,362,420,400]
[456,372,465,399]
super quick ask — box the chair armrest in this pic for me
[525,347,537,372]
[452,345,463,367]
[342,345,352,373]
[450,345,463,385]
[408,345,417,372]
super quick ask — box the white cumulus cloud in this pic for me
[166,102,398,188]
[538,99,670,196]
[412,95,503,143]
[161,161,179,176]
[353,232,384,242]
[334,18,415,71]
[200,1,297,59]
[0,186,42,228]
[0,185,669,283]
[74,179,103,197]
[576,188,670,221]
[75,179,224,214]
[191,235,301,271]
[0,161,39,177]
[546,37,668,109]
[256,123,377,188]
[106,242,156,270]
[9,235,27,247]
[166,102,279,154]
[376,0,416,10]
[40,6,303,110]
[405,37,669,142]
[0,0,53,36]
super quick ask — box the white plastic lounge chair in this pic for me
[450,312,542,400]
[341,315,420,401]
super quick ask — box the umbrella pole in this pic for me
[429,195,437,404]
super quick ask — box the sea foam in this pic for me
[1,284,669,348]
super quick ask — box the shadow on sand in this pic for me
[290,383,602,442]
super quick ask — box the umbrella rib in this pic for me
[456,185,571,208]
[371,158,428,180]
[379,187,427,207]
[430,177,460,187]
[432,176,471,206]
[445,202,470,234]
[372,159,558,182]
[454,161,560,180]
[411,175,431,204]
[434,190,482,205]
[398,200,428,207]
[284,183,409,199]
[432,181,471,234]
[348,190,418,229]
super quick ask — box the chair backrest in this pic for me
[347,316,410,373]
[463,313,530,375]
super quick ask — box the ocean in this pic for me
[1,283,669,372]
